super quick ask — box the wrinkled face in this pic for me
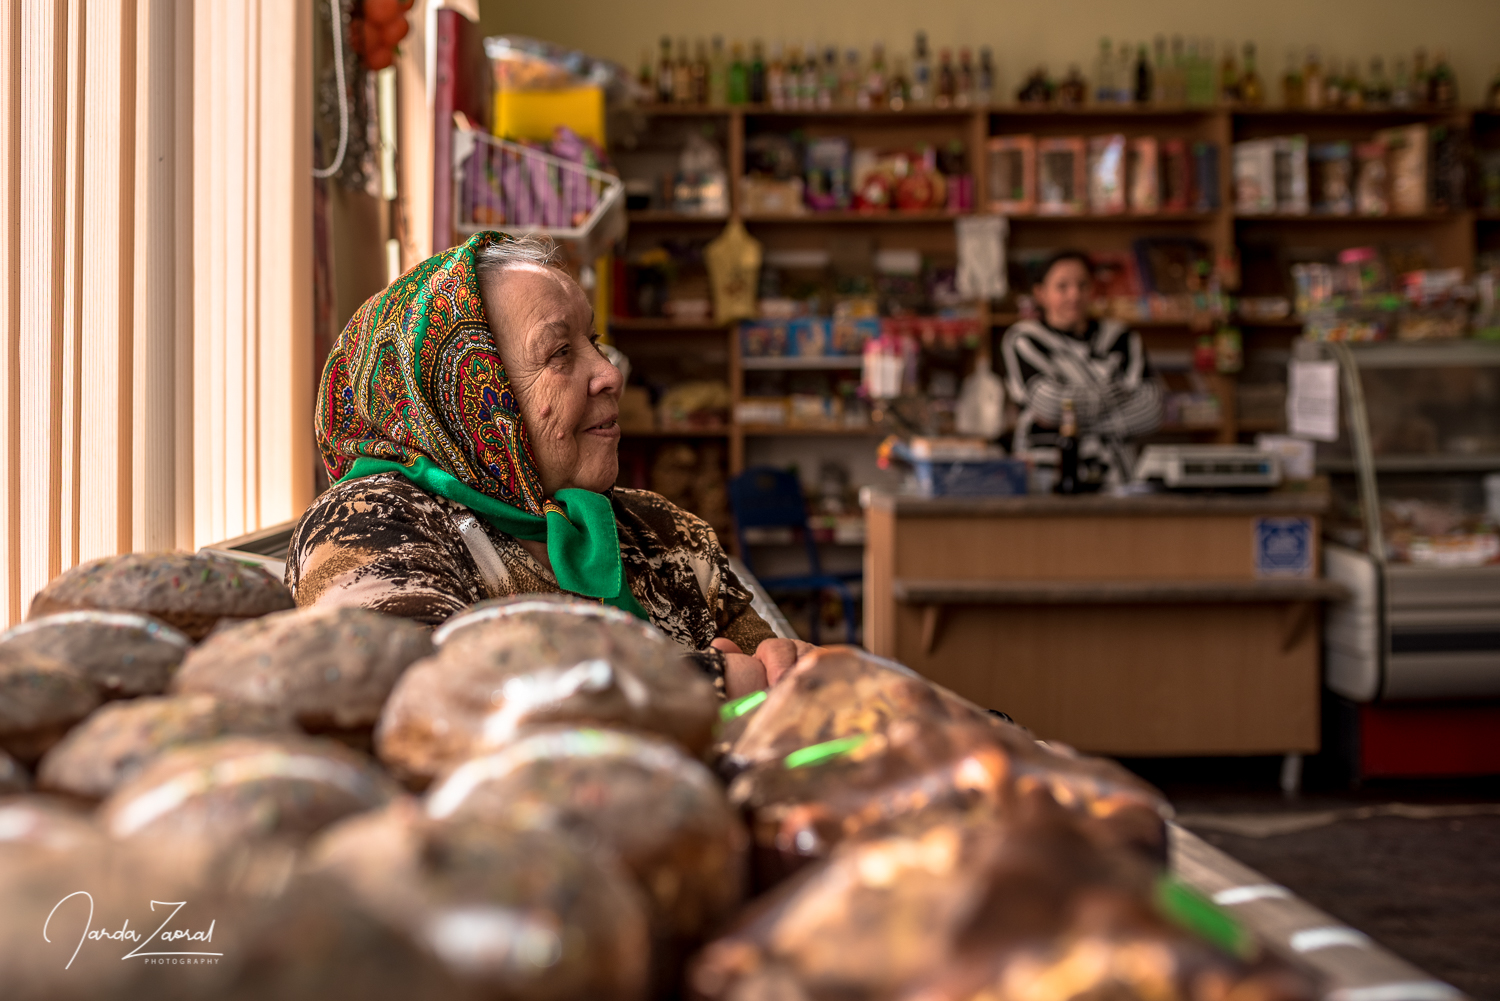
[1034,259,1093,332]
[481,265,622,494]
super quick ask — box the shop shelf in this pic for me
[627,210,729,224]
[989,315,1302,330]
[1233,212,1458,222]
[1003,212,1217,222]
[623,427,732,437]
[989,104,1221,117]
[740,425,885,436]
[632,105,735,117]
[1318,453,1500,474]
[741,356,863,370]
[741,210,964,223]
[608,317,729,331]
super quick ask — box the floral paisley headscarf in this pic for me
[316,231,645,618]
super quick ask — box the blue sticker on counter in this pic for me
[1254,517,1313,578]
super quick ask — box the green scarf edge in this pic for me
[340,455,648,620]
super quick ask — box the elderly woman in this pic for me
[287,232,809,697]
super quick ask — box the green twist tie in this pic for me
[720,690,768,722]
[1154,876,1253,959]
[784,733,869,770]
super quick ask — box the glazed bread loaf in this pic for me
[0,611,192,699]
[426,726,748,942]
[37,694,295,800]
[377,596,717,784]
[308,798,651,1001]
[0,646,101,764]
[28,551,294,640]
[172,606,432,734]
[99,734,397,854]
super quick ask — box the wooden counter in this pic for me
[864,488,1342,757]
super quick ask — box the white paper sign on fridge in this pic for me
[1286,359,1340,442]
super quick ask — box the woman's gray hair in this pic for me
[474,235,563,288]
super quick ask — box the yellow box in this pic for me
[492,87,604,145]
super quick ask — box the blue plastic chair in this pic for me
[728,466,861,645]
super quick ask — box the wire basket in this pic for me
[453,126,626,262]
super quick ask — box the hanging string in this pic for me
[312,0,349,179]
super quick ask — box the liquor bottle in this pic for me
[767,43,786,109]
[1133,44,1152,104]
[865,43,889,108]
[748,41,767,104]
[1281,48,1303,108]
[1116,42,1135,104]
[1323,57,1343,107]
[841,49,862,107]
[1219,41,1240,104]
[728,43,748,105]
[1303,46,1324,109]
[657,35,674,103]
[1169,35,1186,104]
[1058,65,1087,107]
[1430,50,1457,108]
[911,31,932,106]
[638,48,654,94]
[1187,38,1213,106]
[675,38,692,105]
[977,47,996,106]
[1238,42,1264,107]
[1413,47,1430,105]
[956,48,975,107]
[888,54,910,110]
[1055,399,1080,496]
[1152,35,1168,105]
[936,48,956,107]
[818,47,838,109]
[709,36,728,106]
[1366,57,1391,108]
[692,39,709,105]
[800,43,820,109]
[1094,37,1116,104]
[1390,57,1411,108]
[1344,59,1364,110]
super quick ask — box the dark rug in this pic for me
[1121,756,1500,1001]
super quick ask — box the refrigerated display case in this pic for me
[1315,339,1500,778]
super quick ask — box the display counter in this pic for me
[863,488,1345,758]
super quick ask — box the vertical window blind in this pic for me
[0,0,313,627]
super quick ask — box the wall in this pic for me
[479,0,1500,109]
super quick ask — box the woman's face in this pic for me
[1034,259,1093,331]
[484,265,622,494]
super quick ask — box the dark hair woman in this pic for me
[1000,250,1163,483]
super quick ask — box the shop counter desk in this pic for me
[863,489,1345,759]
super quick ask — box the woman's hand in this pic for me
[711,638,768,699]
[753,638,817,686]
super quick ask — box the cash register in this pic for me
[1132,444,1282,491]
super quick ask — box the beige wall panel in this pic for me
[895,602,1321,755]
[18,0,69,609]
[891,515,1264,581]
[79,0,136,563]
[0,0,19,620]
[257,0,313,527]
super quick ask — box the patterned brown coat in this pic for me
[285,473,774,695]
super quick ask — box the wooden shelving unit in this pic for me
[611,102,1491,474]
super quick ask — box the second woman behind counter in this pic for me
[1001,250,1164,487]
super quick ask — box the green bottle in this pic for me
[728,41,748,105]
